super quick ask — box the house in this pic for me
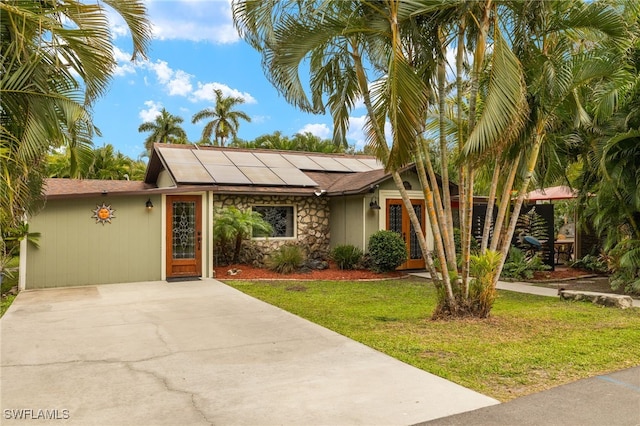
[21,144,440,290]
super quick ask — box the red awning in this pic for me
[526,185,578,201]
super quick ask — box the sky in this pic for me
[94,0,371,160]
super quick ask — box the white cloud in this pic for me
[139,100,163,122]
[167,70,193,96]
[298,123,331,140]
[346,115,392,149]
[112,52,258,106]
[191,82,257,104]
[147,0,239,44]
[148,60,173,84]
[106,9,130,39]
[347,115,368,148]
[252,115,269,124]
[112,46,139,76]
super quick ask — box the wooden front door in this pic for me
[386,199,426,270]
[166,195,202,278]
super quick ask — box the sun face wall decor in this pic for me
[92,203,116,225]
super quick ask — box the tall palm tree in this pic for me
[234,0,629,318]
[233,0,485,314]
[138,108,188,152]
[191,89,251,146]
[1,0,151,230]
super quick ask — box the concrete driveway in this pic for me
[1,279,497,425]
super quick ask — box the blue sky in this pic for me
[95,0,371,159]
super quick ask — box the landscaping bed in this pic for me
[214,262,405,281]
[526,267,636,296]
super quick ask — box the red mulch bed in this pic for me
[214,262,406,281]
[530,267,598,282]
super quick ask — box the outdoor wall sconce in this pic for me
[145,198,154,210]
[369,196,381,210]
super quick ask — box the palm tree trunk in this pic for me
[351,37,449,297]
[418,139,456,271]
[436,41,456,267]
[414,146,452,281]
[494,131,544,287]
[490,152,521,252]
[480,161,501,252]
[460,0,493,295]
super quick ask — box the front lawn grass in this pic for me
[225,277,640,401]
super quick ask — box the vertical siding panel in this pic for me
[26,195,162,289]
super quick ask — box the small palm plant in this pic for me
[213,207,272,265]
[468,250,503,318]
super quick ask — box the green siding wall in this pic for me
[25,195,162,289]
[379,170,421,191]
[329,195,365,249]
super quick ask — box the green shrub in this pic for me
[367,230,407,273]
[570,254,608,274]
[213,207,272,265]
[266,244,305,274]
[501,246,550,280]
[606,240,640,295]
[468,250,502,318]
[330,245,363,270]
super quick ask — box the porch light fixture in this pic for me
[369,196,381,210]
[145,198,154,210]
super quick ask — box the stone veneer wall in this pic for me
[213,194,330,261]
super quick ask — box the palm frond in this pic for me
[464,26,527,157]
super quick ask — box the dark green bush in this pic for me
[367,230,407,273]
[570,254,608,274]
[330,245,363,270]
[266,244,305,274]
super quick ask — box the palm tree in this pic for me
[213,207,272,264]
[138,108,188,152]
[234,0,629,318]
[87,144,132,180]
[1,0,150,272]
[233,0,479,314]
[292,132,343,153]
[191,89,251,146]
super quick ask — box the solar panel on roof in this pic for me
[308,156,351,172]
[358,158,384,170]
[158,147,200,164]
[282,154,325,170]
[204,165,251,184]
[225,151,265,167]
[334,157,376,172]
[253,152,295,168]
[270,168,318,186]
[193,150,234,166]
[239,166,285,185]
[169,163,215,184]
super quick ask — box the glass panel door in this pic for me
[166,195,202,278]
[172,201,196,259]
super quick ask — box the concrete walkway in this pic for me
[411,272,640,307]
[1,279,498,425]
